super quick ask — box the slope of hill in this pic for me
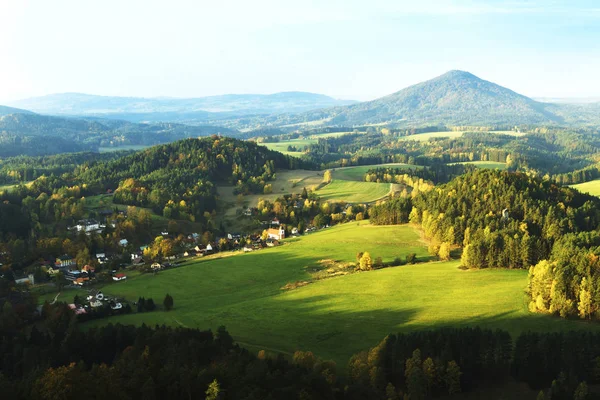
[0,113,238,156]
[77,136,308,221]
[214,71,600,129]
[255,71,561,127]
[0,105,33,117]
[8,91,357,123]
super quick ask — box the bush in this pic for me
[406,253,417,264]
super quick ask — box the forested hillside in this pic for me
[0,132,93,157]
[0,105,33,117]
[410,170,600,268]
[78,137,309,219]
[0,112,238,156]
[371,168,600,321]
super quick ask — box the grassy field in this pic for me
[332,163,421,182]
[0,180,33,193]
[217,169,323,207]
[450,161,508,170]
[571,179,600,197]
[0,183,16,193]
[309,131,359,139]
[99,145,151,153]
[262,139,317,157]
[87,221,600,367]
[316,180,391,202]
[399,130,524,142]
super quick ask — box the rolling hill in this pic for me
[8,91,357,124]
[214,71,600,129]
[0,112,239,156]
[0,105,33,117]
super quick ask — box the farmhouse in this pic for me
[14,272,35,285]
[267,226,285,240]
[74,219,101,233]
[113,273,127,281]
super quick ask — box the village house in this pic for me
[74,219,102,233]
[14,272,35,285]
[271,217,280,226]
[56,255,76,269]
[267,226,286,240]
[113,273,127,281]
[96,252,106,260]
[151,263,163,271]
[65,270,85,282]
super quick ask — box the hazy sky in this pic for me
[1,0,600,102]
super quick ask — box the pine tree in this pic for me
[163,294,174,311]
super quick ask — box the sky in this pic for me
[1,0,600,103]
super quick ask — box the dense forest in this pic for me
[0,152,128,185]
[370,168,600,321]
[0,112,238,156]
[1,294,598,400]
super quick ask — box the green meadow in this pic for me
[315,180,391,202]
[99,145,152,153]
[399,130,523,142]
[332,163,421,182]
[450,161,508,170]
[89,222,600,366]
[571,179,600,197]
[262,138,316,156]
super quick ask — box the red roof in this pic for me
[115,273,126,278]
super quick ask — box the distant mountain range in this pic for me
[207,71,600,129]
[7,91,357,124]
[2,70,600,157]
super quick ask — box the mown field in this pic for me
[399,130,523,142]
[332,163,421,181]
[450,161,508,170]
[571,179,600,197]
[262,139,316,157]
[88,222,600,366]
[316,179,391,202]
[99,145,152,153]
[0,180,33,193]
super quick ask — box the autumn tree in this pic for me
[578,277,592,319]
[205,379,220,400]
[359,252,373,271]
[438,242,451,261]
